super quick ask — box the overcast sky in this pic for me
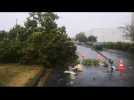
[0,12,131,37]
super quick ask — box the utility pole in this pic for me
[131,12,134,25]
[16,18,18,26]
[16,18,19,41]
[131,13,134,43]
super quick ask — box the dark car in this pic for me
[93,42,103,51]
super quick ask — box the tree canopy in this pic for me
[0,12,78,68]
[75,32,88,42]
[88,35,97,42]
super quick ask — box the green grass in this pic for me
[0,64,44,86]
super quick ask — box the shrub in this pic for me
[102,42,134,53]
[0,12,78,68]
[74,59,80,65]
[82,59,99,66]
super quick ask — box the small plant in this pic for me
[82,59,99,66]
[74,59,80,65]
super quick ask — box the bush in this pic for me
[75,32,88,42]
[102,42,134,53]
[73,59,80,65]
[0,12,78,68]
[88,35,97,42]
[0,40,23,63]
[128,46,134,53]
[82,59,99,66]
[20,31,78,68]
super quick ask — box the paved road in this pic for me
[46,45,134,87]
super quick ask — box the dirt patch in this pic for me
[0,64,43,86]
[7,69,41,86]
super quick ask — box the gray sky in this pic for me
[0,12,131,37]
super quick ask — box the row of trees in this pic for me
[75,24,134,43]
[0,12,78,68]
[102,42,134,53]
[75,32,97,43]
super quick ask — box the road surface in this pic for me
[46,45,134,87]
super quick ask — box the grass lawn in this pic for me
[0,64,44,87]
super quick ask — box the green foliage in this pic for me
[82,59,99,66]
[8,25,27,41]
[29,12,59,32]
[21,30,78,67]
[0,12,78,68]
[88,35,97,42]
[24,18,38,38]
[73,59,80,65]
[0,40,23,63]
[0,31,8,41]
[102,42,134,53]
[75,32,88,42]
